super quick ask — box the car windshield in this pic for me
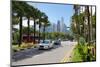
[42,41,49,44]
[55,40,59,42]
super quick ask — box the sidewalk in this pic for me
[60,42,77,63]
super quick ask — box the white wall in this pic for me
[0,0,99,67]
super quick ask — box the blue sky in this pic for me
[27,2,74,27]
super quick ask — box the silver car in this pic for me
[38,40,53,49]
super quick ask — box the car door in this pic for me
[50,41,53,48]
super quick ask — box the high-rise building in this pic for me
[40,17,68,33]
[60,17,64,32]
[60,17,68,33]
[57,20,60,32]
[53,23,57,32]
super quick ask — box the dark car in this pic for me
[53,40,61,45]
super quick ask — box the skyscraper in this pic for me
[53,23,57,32]
[57,17,68,33]
[57,20,60,32]
[60,17,64,32]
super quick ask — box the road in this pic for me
[12,41,77,66]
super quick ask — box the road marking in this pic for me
[60,44,77,63]
[60,51,70,63]
[60,54,68,63]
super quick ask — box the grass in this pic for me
[71,45,83,62]
[71,43,96,62]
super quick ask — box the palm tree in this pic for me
[12,1,26,46]
[31,9,48,43]
[23,4,35,42]
[32,9,42,43]
[30,8,39,44]
[81,6,86,40]
[92,13,96,41]
[42,16,50,42]
[71,15,77,34]
[90,6,93,43]
[85,6,91,45]
[12,1,50,45]
[73,5,80,44]
[12,1,37,45]
[37,12,46,43]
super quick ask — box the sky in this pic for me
[27,2,74,27]
[14,2,96,29]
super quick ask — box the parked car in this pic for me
[53,40,61,45]
[38,40,53,49]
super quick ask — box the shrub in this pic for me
[27,43,33,49]
[12,32,19,45]
[20,43,28,49]
[79,37,85,45]
[12,45,20,52]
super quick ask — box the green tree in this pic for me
[42,16,50,42]
[12,1,26,46]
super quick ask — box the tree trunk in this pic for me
[43,25,45,42]
[75,8,80,45]
[90,6,93,43]
[19,16,22,47]
[33,19,36,44]
[27,17,30,42]
[82,6,86,40]
[87,6,91,46]
[38,22,41,43]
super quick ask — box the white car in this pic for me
[38,40,53,49]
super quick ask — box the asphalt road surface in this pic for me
[12,41,77,66]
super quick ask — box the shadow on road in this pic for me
[12,45,62,62]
